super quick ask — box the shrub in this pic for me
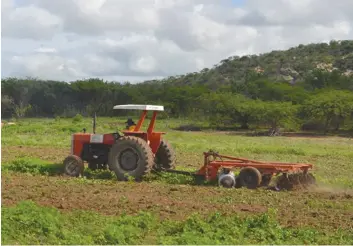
[72,114,83,123]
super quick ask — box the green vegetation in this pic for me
[2,117,353,189]
[302,90,353,132]
[2,201,352,245]
[2,40,353,134]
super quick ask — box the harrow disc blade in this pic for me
[275,172,316,191]
[275,174,293,190]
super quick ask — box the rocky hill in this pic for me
[146,40,353,88]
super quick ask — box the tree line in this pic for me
[2,66,353,134]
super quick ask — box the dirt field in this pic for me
[2,162,353,232]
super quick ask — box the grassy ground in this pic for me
[1,117,353,244]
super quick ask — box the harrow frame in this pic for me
[163,150,316,190]
[198,151,313,180]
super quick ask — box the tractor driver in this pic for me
[125,118,136,131]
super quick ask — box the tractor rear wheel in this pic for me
[63,155,84,177]
[238,167,262,189]
[153,139,176,171]
[108,136,154,181]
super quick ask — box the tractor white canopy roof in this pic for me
[113,104,164,111]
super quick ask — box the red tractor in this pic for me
[63,104,316,190]
[63,104,175,181]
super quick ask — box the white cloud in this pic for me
[34,47,57,53]
[1,0,353,82]
[130,56,157,73]
[2,5,62,40]
[9,53,83,80]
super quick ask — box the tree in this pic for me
[198,92,261,129]
[229,95,260,129]
[303,69,353,91]
[198,92,236,126]
[235,79,310,103]
[301,90,353,133]
[252,101,298,134]
[1,95,15,118]
[14,102,32,118]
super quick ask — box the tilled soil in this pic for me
[2,172,353,232]
[1,173,266,219]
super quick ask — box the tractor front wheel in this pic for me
[108,136,154,181]
[238,167,262,189]
[63,155,84,177]
[153,139,176,171]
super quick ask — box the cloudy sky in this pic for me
[1,0,353,83]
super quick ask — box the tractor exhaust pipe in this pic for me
[93,112,97,134]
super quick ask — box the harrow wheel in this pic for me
[63,155,84,177]
[153,139,176,171]
[108,136,154,181]
[275,172,317,191]
[238,167,262,189]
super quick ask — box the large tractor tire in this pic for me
[153,139,176,171]
[63,155,84,177]
[108,136,154,181]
